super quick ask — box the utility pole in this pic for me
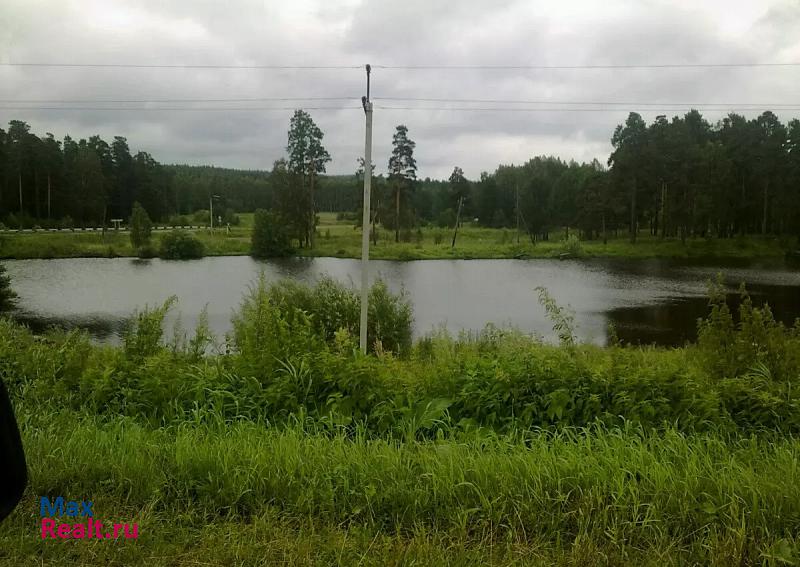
[359,64,373,354]
[515,182,520,244]
[451,195,463,248]
[209,194,221,232]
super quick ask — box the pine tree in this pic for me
[286,110,331,248]
[388,125,417,242]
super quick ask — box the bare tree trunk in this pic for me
[372,199,379,245]
[602,211,607,245]
[629,177,637,244]
[660,181,667,239]
[451,196,463,248]
[309,171,316,249]
[395,185,400,243]
[34,171,40,219]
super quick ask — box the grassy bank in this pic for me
[2,279,800,564]
[2,412,799,566]
[1,212,795,260]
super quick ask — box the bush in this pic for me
[137,244,157,259]
[223,208,240,226]
[0,263,16,311]
[193,210,210,225]
[263,276,412,355]
[129,202,153,249]
[251,209,293,258]
[159,230,205,259]
[559,234,584,257]
[436,208,456,228]
[167,214,192,227]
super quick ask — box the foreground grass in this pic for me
[2,278,800,564]
[1,214,795,261]
[2,411,799,566]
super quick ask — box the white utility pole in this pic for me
[359,64,373,354]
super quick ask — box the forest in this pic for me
[1,110,799,244]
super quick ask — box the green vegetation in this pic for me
[158,229,205,259]
[0,261,15,310]
[251,209,293,258]
[129,201,152,251]
[1,218,795,261]
[1,279,800,564]
[4,110,800,257]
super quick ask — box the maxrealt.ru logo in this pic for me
[39,497,139,540]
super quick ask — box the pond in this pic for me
[4,256,800,346]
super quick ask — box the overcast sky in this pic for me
[1,0,799,179]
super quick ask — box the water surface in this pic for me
[4,256,799,346]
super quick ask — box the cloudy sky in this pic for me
[1,0,799,179]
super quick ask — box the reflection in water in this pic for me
[3,256,799,347]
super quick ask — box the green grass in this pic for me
[1,222,795,260]
[2,411,799,565]
[2,279,800,564]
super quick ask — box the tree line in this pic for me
[2,110,799,241]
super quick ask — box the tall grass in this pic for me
[2,408,797,565]
[2,278,799,434]
[3,278,800,564]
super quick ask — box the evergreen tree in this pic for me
[286,110,331,248]
[387,125,417,242]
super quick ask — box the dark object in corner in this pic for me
[0,377,26,523]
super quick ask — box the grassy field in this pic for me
[1,278,800,564]
[1,212,796,261]
[2,413,799,566]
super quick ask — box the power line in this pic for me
[0,62,361,70]
[373,62,800,70]
[2,105,796,113]
[0,105,360,111]
[4,61,800,71]
[373,105,800,112]
[1,96,796,107]
[374,97,800,107]
[0,97,357,103]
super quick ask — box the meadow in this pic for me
[1,212,795,261]
[1,277,800,565]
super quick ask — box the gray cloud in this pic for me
[1,0,798,179]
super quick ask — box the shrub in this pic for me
[433,230,444,245]
[137,244,157,259]
[0,263,16,311]
[263,276,412,355]
[223,208,240,226]
[167,214,192,227]
[193,210,210,225]
[559,234,584,257]
[159,230,205,259]
[697,282,800,382]
[251,209,292,258]
[436,208,456,228]
[129,202,153,249]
